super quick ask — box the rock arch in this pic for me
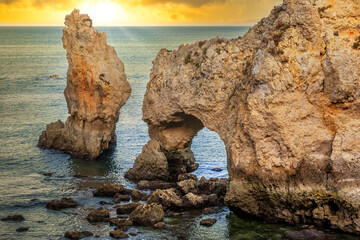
[127,0,360,234]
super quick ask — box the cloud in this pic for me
[139,0,226,7]
[0,0,20,4]
[0,0,282,25]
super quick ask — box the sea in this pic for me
[0,27,357,239]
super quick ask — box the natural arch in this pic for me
[127,0,360,234]
[125,112,229,180]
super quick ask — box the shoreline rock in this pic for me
[129,203,164,226]
[1,215,25,221]
[127,0,360,234]
[86,209,109,222]
[65,231,93,239]
[46,197,78,210]
[38,9,131,160]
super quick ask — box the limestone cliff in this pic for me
[126,0,360,234]
[38,10,131,159]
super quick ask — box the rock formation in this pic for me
[127,0,360,234]
[38,9,131,159]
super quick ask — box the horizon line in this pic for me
[0,24,254,27]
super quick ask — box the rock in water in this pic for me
[38,9,131,159]
[46,197,78,210]
[128,0,360,235]
[109,230,128,239]
[200,218,217,227]
[284,229,326,240]
[1,215,25,221]
[86,209,109,222]
[129,203,164,226]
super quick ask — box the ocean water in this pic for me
[0,27,357,240]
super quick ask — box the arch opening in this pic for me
[191,127,228,179]
[126,112,229,181]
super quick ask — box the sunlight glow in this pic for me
[78,0,127,26]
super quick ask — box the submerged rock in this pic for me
[284,229,326,240]
[129,0,360,234]
[202,208,219,215]
[16,227,29,232]
[46,197,78,210]
[1,215,25,221]
[64,231,93,239]
[86,209,109,222]
[93,184,124,197]
[129,203,164,226]
[153,222,169,229]
[211,168,222,172]
[38,9,131,160]
[200,218,217,227]
[109,230,128,239]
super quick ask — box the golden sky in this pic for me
[0,0,282,26]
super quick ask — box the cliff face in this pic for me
[126,0,360,234]
[38,10,131,159]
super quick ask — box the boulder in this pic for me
[125,140,170,180]
[65,231,93,239]
[113,194,130,203]
[136,180,177,190]
[116,203,142,214]
[131,189,146,201]
[177,173,198,181]
[206,194,219,206]
[177,179,198,194]
[154,222,169,229]
[86,209,109,222]
[38,9,131,160]
[200,218,217,227]
[93,184,124,197]
[16,227,29,232]
[182,193,204,208]
[1,215,25,221]
[197,177,228,196]
[46,197,78,210]
[147,188,183,209]
[202,208,219,215]
[109,230,128,239]
[130,203,164,226]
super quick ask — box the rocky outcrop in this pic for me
[129,203,164,226]
[127,0,360,234]
[46,197,78,210]
[38,9,131,159]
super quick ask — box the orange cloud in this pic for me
[0,0,282,26]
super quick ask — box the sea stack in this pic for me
[38,9,131,159]
[127,0,360,234]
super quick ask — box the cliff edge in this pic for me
[38,9,131,159]
[126,0,360,234]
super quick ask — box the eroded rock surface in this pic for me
[127,0,360,234]
[38,9,131,159]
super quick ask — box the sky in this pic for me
[0,0,282,26]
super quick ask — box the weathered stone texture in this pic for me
[38,9,131,159]
[127,0,360,234]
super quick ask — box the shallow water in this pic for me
[0,27,358,239]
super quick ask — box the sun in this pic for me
[78,0,127,26]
